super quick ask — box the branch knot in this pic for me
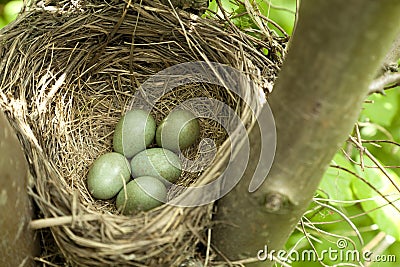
[264,191,292,214]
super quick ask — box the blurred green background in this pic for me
[2,0,400,266]
[0,0,22,28]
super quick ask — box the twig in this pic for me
[30,214,101,230]
[204,228,211,267]
[330,164,400,214]
[349,136,400,194]
[313,200,364,245]
[369,72,400,95]
[355,123,364,171]
[265,0,295,14]
[363,232,396,267]
[361,139,400,147]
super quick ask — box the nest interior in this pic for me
[0,0,284,265]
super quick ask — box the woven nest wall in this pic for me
[0,0,285,265]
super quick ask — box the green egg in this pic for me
[113,109,156,158]
[130,148,182,184]
[87,152,131,200]
[116,176,167,214]
[156,109,200,152]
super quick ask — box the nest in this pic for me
[0,0,284,265]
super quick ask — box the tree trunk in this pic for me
[213,1,400,266]
[0,111,38,266]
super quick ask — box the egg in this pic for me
[116,176,167,214]
[87,152,131,200]
[156,109,200,152]
[113,109,156,158]
[130,148,182,184]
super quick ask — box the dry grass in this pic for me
[0,0,284,265]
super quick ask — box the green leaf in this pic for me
[359,88,400,178]
[220,0,240,13]
[257,0,296,35]
[0,17,6,29]
[3,0,23,23]
[207,0,218,13]
[361,89,399,127]
[388,87,400,139]
[352,155,400,240]
[382,241,400,267]
[318,152,356,207]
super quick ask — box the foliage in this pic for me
[206,0,295,37]
[0,0,22,28]
[286,89,400,266]
[208,0,400,265]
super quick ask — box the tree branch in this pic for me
[370,31,400,95]
[369,72,400,95]
[213,1,400,266]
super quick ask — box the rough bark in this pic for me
[0,111,38,266]
[213,1,400,266]
[381,32,400,73]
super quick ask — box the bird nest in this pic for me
[0,0,284,265]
